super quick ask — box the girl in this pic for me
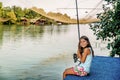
[63,36,94,80]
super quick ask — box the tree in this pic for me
[0,2,2,17]
[7,11,17,23]
[90,0,120,57]
[24,9,41,19]
[2,6,12,18]
[12,6,25,22]
[0,2,2,9]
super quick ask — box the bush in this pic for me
[90,0,120,57]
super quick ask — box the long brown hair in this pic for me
[78,36,94,57]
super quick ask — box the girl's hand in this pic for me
[77,50,81,58]
[77,48,90,63]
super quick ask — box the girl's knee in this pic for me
[63,67,72,75]
[63,69,67,74]
[63,68,69,75]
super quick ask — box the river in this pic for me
[0,24,110,80]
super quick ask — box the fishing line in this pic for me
[84,0,103,19]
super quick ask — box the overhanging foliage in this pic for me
[90,0,120,57]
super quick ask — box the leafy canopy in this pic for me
[90,0,120,57]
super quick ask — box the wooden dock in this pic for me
[64,56,120,80]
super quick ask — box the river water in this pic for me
[0,24,110,80]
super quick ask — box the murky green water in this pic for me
[0,24,110,80]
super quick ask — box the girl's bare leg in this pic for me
[63,67,75,80]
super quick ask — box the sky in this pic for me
[0,0,103,18]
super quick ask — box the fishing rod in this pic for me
[75,0,80,40]
[72,0,81,63]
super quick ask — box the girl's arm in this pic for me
[77,48,90,63]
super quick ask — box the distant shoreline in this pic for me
[0,2,100,25]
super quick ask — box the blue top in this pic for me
[79,47,93,73]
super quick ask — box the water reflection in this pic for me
[0,25,69,48]
[0,26,3,47]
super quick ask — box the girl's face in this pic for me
[80,39,88,48]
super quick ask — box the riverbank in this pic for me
[0,1,100,25]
